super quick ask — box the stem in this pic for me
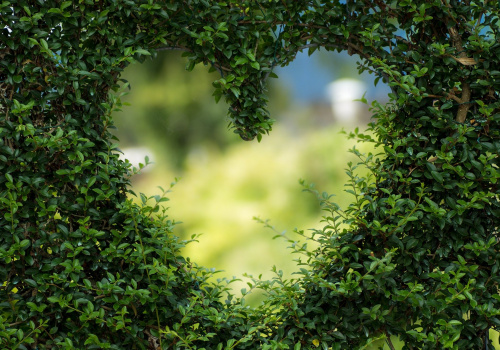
[455,85,471,123]
[13,322,46,350]
[156,45,190,52]
[385,330,396,350]
[359,334,386,350]
[447,26,472,123]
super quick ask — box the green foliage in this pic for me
[1,0,500,349]
[113,51,237,169]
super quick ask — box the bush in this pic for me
[1,1,499,349]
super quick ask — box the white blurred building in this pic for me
[326,78,367,124]
[119,146,155,173]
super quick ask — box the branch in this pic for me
[295,42,366,60]
[296,43,340,52]
[385,331,396,350]
[156,46,190,52]
[446,91,463,104]
[394,35,411,45]
[447,26,472,123]
[209,61,232,78]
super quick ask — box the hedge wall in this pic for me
[1,1,500,349]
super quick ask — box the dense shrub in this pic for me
[1,1,499,349]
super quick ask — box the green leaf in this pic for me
[331,331,345,339]
[135,48,151,56]
[250,61,260,70]
[83,279,92,289]
[40,39,48,50]
[431,171,443,183]
[25,279,37,287]
[406,238,419,250]
[424,197,438,209]
[464,172,476,180]
[230,87,240,98]
[61,1,72,10]
[234,56,248,65]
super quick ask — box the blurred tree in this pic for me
[114,51,235,168]
[114,51,291,169]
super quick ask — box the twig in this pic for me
[156,46,190,52]
[211,62,231,72]
[447,26,471,123]
[385,330,396,350]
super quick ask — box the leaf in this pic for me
[452,56,477,65]
[406,238,419,250]
[431,171,443,183]
[441,101,453,110]
[83,279,92,289]
[464,172,476,180]
[185,59,196,71]
[40,39,49,50]
[216,32,229,40]
[246,52,256,61]
[234,56,248,65]
[135,48,151,56]
[25,279,37,287]
[424,197,438,209]
[331,331,345,339]
[230,87,240,98]
[250,61,260,70]
[87,176,96,188]
[61,1,72,10]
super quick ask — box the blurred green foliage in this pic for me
[114,51,236,168]
[129,126,373,294]
[114,50,292,168]
[113,52,374,304]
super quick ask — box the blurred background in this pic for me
[112,49,388,293]
[112,49,500,349]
